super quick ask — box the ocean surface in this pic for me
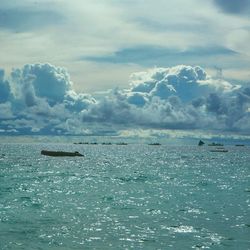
[0,143,249,249]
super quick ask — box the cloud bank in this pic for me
[0,63,249,137]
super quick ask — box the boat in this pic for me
[210,148,228,152]
[41,150,84,157]
[208,142,224,146]
[148,143,161,146]
[235,144,245,147]
[73,142,89,145]
[116,142,128,145]
[198,140,205,146]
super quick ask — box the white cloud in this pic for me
[129,65,235,102]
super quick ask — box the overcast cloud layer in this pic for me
[0,63,249,137]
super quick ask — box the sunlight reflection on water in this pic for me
[0,143,249,249]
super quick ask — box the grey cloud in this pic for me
[0,69,11,103]
[206,93,226,115]
[83,45,238,67]
[81,90,134,125]
[127,92,148,107]
[0,102,13,119]
[0,8,65,32]
[132,96,199,129]
[214,0,250,15]
[203,87,250,132]
[65,92,96,112]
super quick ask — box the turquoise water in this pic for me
[0,143,249,249]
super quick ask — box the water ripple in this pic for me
[0,143,249,249]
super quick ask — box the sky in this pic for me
[0,0,250,139]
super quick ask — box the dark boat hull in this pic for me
[210,149,228,152]
[41,150,84,157]
[208,143,224,146]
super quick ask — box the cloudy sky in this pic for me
[0,0,250,139]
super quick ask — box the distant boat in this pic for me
[208,142,224,146]
[73,142,89,145]
[148,143,161,146]
[235,144,245,147]
[198,140,205,146]
[210,148,228,153]
[116,142,127,145]
[41,150,84,157]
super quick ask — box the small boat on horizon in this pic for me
[73,142,89,145]
[41,150,84,157]
[210,148,228,153]
[198,140,205,146]
[208,142,224,147]
[116,142,128,145]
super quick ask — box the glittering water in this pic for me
[0,143,249,249]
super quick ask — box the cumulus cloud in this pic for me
[11,63,73,104]
[204,87,250,132]
[80,65,249,133]
[129,65,236,102]
[0,63,249,136]
[0,69,11,103]
[65,91,96,112]
[0,63,95,134]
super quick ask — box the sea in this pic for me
[0,142,249,249]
